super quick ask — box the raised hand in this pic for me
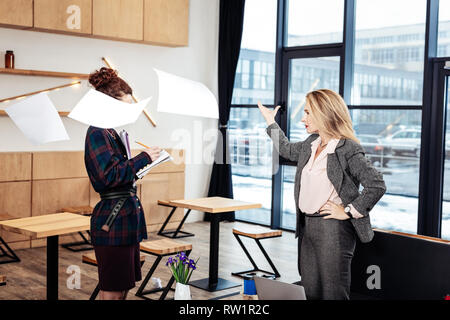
[257,101,281,126]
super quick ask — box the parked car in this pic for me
[358,134,389,166]
[383,129,421,158]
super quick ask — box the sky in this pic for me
[241,0,450,52]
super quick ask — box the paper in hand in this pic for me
[155,68,219,119]
[5,92,69,145]
[136,149,173,179]
[68,89,151,128]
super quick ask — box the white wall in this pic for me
[0,0,220,222]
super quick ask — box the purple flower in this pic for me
[179,251,187,261]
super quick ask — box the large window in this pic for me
[351,109,422,234]
[286,0,345,47]
[232,0,277,105]
[229,108,273,225]
[438,0,450,57]
[230,0,277,226]
[281,56,340,229]
[352,0,426,105]
[230,0,450,240]
[442,77,450,240]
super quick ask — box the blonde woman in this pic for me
[258,89,386,300]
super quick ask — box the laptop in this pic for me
[254,277,307,300]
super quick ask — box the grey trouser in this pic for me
[298,216,356,300]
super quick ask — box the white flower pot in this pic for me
[174,283,191,300]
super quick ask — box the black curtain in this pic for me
[205,0,246,222]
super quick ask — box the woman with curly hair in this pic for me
[84,67,160,300]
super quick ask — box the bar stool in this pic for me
[157,200,195,239]
[231,226,282,279]
[136,239,193,300]
[82,251,146,300]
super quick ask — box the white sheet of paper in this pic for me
[5,93,69,145]
[68,89,151,128]
[155,68,219,119]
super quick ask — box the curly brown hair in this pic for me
[88,67,132,99]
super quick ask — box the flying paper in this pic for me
[68,89,151,128]
[155,68,219,119]
[5,93,69,145]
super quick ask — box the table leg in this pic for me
[47,235,59,300]
[190,213,240,292]
[209,213,219,284]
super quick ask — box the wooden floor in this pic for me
[0,221,299,300]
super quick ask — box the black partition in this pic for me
[351,229,450,300]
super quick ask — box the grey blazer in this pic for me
[266,122,386,243]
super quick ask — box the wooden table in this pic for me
[0,212,90,300]
[165,196,262,292]
[60,206,93,252]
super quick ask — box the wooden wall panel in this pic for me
[0,181,31,243]
[34,0,92,34]
[140,172,185,226]
[0,152,32,182]
[144,0,189,46]
[32,151,87,180]
[0,0,33,28]
[93,0,143,41]
[32,178,90,216]
[1,149,185,249]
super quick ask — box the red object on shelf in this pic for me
[5,50,14,69]
[444,294,450,300]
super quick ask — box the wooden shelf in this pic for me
[0,68,89,80]
[0,110,70,117]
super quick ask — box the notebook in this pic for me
[136,149,173,179]
[254,277,306,300]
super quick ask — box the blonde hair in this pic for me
[305,89,359,144]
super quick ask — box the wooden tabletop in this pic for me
[165,196,262,213]
[0,212,90,239]
[140,239,193,255]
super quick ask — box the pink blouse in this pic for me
[299,136,363,219]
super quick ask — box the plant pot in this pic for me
[174,282,191,300]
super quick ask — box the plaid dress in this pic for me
[84,126,151,246]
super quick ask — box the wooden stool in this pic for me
[231,226,282,279]
[156,200,195,239]
[61,206,93,252]
[0,275,6,286]
[136,239,193,300]
[82,252,146,300]
[0,213,20,265]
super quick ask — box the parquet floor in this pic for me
[0,221,299,300]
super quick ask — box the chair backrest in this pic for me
[351,229,450,300]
